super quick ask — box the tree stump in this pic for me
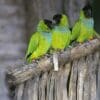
[5,39,100,100]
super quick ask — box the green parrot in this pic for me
[51,14,71,71]
[52,14,71,50]
[71,4,98,43]
[25,19,52,63]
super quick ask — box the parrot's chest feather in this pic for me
[55,26,70,33]
[82,18,94,29]
[41,32,52,43]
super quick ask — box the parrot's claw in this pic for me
[71,41,78,47]
[53,53,59,71]
[35,60,39,63]
[89,36,94,41]
[79,42,83,45]
[32,59,39,64]
[32,60,36,63]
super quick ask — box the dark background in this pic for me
[0,0,99,100]
[93,0,100,33]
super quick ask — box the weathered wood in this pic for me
[7,51,100,100]
[6,44,100,99]
[14,84,24,100]
[39,72,48,100]
[22,77,39,100]
[69,60,78,100]
[6,39,100,85]
[77,57,87,100]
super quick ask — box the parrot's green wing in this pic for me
[30,32,52,60]
[71,20,81,41]
[25,32,40,60]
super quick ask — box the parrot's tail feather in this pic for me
[26,53,32,59]
[53,53,59,71]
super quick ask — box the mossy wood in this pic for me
[6,39,100,100]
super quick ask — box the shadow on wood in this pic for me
[5,39,100,100]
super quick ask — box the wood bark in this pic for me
[6,39,100,100]
[6,39,100,85]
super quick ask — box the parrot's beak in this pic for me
[49,24,54,29]
[49,22,55,29]
[52,21,57,26]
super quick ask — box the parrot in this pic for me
[52,14,71,50]
[51,14,71,71]
[71,4,97,43]
[25,19,52,63]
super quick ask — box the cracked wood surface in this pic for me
[6,39,100,85]
[6,39,100,100]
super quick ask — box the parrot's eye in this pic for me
[83,4,92,18]
[53,14,62,24]
[44,19,52,29]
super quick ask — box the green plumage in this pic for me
[77,18,94,42]
[52,14,71,50]
[71,20,81,41]
[25,20,52,62]
[30,32,52,59]
[71,10,95,43]
[52,26,71,49]
[25,32,40,62]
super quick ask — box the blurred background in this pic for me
[93,0,100,32]
[0,0,99,100]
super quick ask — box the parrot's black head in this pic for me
[53,14,62,24]
[83,4,93,18]
[44,19,53,29]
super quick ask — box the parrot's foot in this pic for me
[71,41,78,47]
[89,36,94,41]
[40,54,50,60]
[76,40,83,45]
[35,59,40,63]
[32,60,36,63]
[79,42,83,45]
[32,59,40,63]
[53,53,59,71]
